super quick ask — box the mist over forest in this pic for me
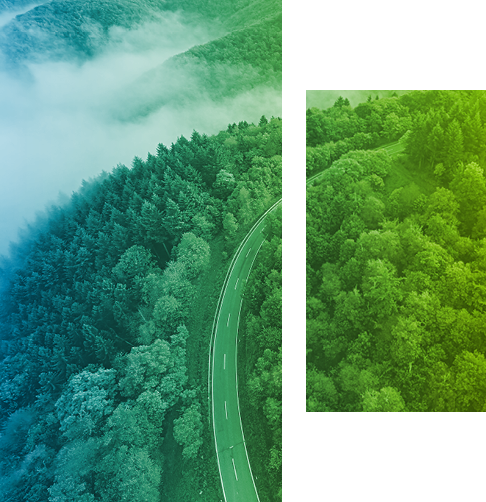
[306,90,409,110]
[0,0,282,257]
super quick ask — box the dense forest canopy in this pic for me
[307,90,486,412]
[0,116,282,500]
[0,0,281,257]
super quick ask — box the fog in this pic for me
[0,3,40,27]
[0,14,282,257]
[306,90,410,110]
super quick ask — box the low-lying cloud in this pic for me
[0,13,282,257]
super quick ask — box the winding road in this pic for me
[210,199,281,502]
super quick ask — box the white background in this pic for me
[282,2,485,500]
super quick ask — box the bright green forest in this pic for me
[0,117,282,500]
[307,90,486,412]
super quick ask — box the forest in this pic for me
[0,0,282,107]
[0,116,282,500]
[118,10,282,120]
[307,90,486,412]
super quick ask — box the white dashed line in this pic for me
[232,458,238,481]
[245,248,251,258]
[235,278,239,289]
[227,313,231,327]
[225,401,228,419]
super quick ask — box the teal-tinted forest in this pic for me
[0,0,282,257]
[0,117,282,500]
[307,90,486,412]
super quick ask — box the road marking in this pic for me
[224,353,226,369]
[225,401,228,419]
[235,278,239,289]
[237,299,243,328]
[247,239,265,281]
[210,199,280,502]
[227,313,231,327]
[232,458,238,481]
[260,227,265,232]
[245,248,251,258]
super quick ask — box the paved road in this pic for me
[211,199,281,502]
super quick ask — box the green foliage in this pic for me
[173,233,210,279]
[55,367,117,440]
[307,90,486,412]
[362,387,406,412]
[173,402,203,460]
[0,117,281,498]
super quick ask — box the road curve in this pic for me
[210,199,281,502]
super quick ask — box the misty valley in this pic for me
[0,0,282,257]
[0,1,282,501]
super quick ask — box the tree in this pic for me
[444,119,464,171]
[306,370,338,412]
[49,438,100,502]
[391,316,424,367]
[212,169,236,199]
[118,339,171,398]
[173,233,210,279]
[173,403,203,460]
[362,387,406,412]
[95,446,161,502]
[362,259,401,320]
[449,351,486,411]
[55,368,118,440]
[222,211,238,242]
[450,162,486,233]
[112,245,156,285]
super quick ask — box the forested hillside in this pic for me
[307,90,486,412]
[0,0,41,12]
[0,0,281,123]
[0,0,280,64]
[115,12,282,120]
[0,116,282,500]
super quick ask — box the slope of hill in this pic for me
[0,117,282,501]
[307,91,486,412]
[0,0,280,65]
[0,0,281,123]
[112,12,282,120]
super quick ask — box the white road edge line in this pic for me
[211,307,227,502]
[247,238,265,282]
[235,275,261,501]
[232,458,238,481]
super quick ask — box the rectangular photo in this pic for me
[306,90,486,412]
[0,1,281,500]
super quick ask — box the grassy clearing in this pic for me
[384,153,438,197]
[377,140,406,156]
